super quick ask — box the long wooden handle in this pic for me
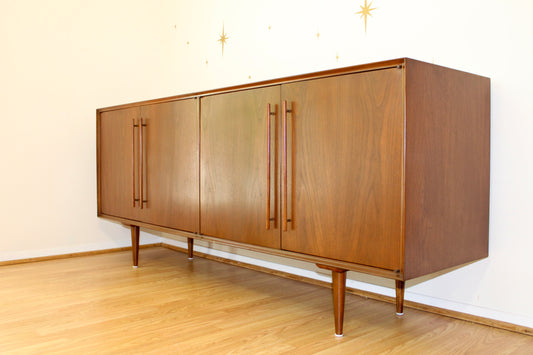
[132,119,137,207]
[139,117,144,209]
[282,101,288,231]
[266,104,272,230]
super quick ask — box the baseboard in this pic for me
[0,243,162,266]
[161,241,533,337]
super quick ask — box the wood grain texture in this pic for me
[98,57,490,280]
[200,86,281,248]
[281,68,404,270]
[404,59,490,279]
[98,99,199,233]
[99,106,139,219]
[1,247,531,354]
[139,100,199,232]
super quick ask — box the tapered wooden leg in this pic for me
[317,264,347,337]
[130,225,139,268]
[332,269,347,337]
[395,280,405,316]
[187,237,194,260]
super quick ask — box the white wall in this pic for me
[0,0,180,258]
[1,0,532,328]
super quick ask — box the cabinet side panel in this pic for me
[404,59,490,279]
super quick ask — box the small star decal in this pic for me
[356,0,377,34]
[218,23,229,55]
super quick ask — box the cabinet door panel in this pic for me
[201,87,280,248]
[140,100,199,232]
[281,68,403,270]
[99,107,140,220]
[98,100,199,232]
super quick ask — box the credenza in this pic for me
[97,58,490,336]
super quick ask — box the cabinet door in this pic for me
[139,100,199,232]
[99,106,140,221]
[281,68,403,270]
[98,100,199,232]
[201,87,280,248]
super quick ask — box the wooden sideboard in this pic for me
[97,58,490,336]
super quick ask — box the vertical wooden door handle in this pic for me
[139,117,144,209]
[132,119,137,207]
[266,103,272,230]
[282,101,288,231]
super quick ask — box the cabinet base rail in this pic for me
[128,225,406,336]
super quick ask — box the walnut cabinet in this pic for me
[97,58,490,336]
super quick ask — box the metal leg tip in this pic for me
[335,333,343,338]
[396,312,404,316]
[132,265,138,269]
[188,257,194,260]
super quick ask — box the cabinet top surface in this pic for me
[97,57,487,112]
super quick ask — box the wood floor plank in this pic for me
[1,247,532,354]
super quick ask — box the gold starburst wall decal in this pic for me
[356,0,376,34]
[218,23,229,56]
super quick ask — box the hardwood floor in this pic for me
[1,247,531,354]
